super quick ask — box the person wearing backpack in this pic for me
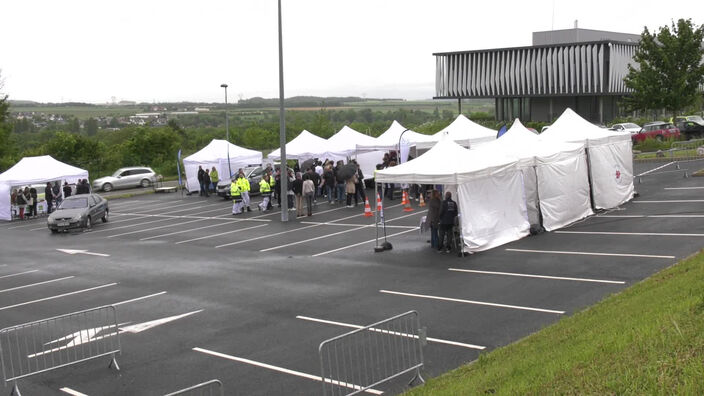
[437,191,458,253]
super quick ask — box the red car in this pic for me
[632,122,680,143]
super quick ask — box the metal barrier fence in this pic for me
[0,305,121,395]
[164,379,224,396]
[634,138,704,165]
[319,311,426,396]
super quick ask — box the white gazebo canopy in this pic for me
[355,121,436,153]
[182,139,262,192]
[268,130,330,162]
[433,114,497,148]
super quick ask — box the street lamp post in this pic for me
[221,83,232,178]
[277,0,288,222]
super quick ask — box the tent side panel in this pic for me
[0,183,11,221]
[588,141,635,209]
[536,153,593,231]
[521,166,540,227]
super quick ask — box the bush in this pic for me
[633,136,678,152]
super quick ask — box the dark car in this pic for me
[47,194,109,233]
[674,117,704,140]
[217,165,292,199]
[632,122,680,143]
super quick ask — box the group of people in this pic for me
[425,190,459,253]
[196,166,219,197]
[10,179,92,220]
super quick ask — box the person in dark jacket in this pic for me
[426,190,442,249]
[44,182,54,214]
[437,191,458,253]
[322,165,335,204]
[353,161,366,204]
[291,172,304,217]
[197,165,206,196]
[28,186,38,217]
[63,182,72,198]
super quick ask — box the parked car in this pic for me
[631,122,680,143]
[217,164,293,199]
[674,116,704,139]
[47,193,108,233]
[610,123,641,135]
[93,167,157,192]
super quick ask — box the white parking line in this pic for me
[60,387,89,396]
[505,248,675,259]
[597,215,704,218]
[193,347,383,395]
[112,291,167,306]
[175,224,268,244]
[379,290,565,314]
[90,216,175,234]
[555,230,704,237]
[142,223,269,241]
[0,276,75,294]
[312,228,419,257]
[0,270,39,279]
[633,200,704,203]
[300,221,416,229]
[637,161,675,176]
[106,218,207,238]
[296,315,486,350]
[0,283,117,311]
[448,268,625,284]
[664,186,704,190]
[261,225,368,252]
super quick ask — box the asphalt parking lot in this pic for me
[1,159,703,395]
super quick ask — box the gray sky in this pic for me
[3,0,701,103]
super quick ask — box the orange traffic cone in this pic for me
[363,197,373,217]
[418,192,426,207]
[402,190,413,212]
[376,193,383,212]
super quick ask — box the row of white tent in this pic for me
[376,108,634,253]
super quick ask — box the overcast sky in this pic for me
[2,0,701,103]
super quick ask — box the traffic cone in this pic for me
[418,192,426,207]
[363,197,374,217]
[376,193,383,212]
[402,190,413,212]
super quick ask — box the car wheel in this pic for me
[50,229,58,234]
[140,179,151,188]
[102,210,109,223]
[85,216,92,229]
[102,183,113,192]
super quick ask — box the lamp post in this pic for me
[221,83,232,178]
[277,0,288,222]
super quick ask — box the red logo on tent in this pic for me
[615,170,621,180]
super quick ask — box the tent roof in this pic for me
[326,125,378,157]
[183,139,262,164]
[540,108,629,144]
[375,137,517,184]
[0,155,88,186]
[356,120,436,151]
[268,130,329,160]
[433,114,497,146]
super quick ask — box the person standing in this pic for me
[29,186,38,217]
[426,190,442,249]
[345,173,358,207]
[273,168,282,207]
[197,165,206,196]
[308,167,320,202]
[63,181,72,198]
[323,165,335,204]
[353,161,366,204]
[237,171,251,212]
[334,161,346,204]
[291,172,304,217]
[258,174,273,211]
[230,178,242,215]
[23,187,32,218]
[45,182,54,214]
[210,166,219,193]
[438,191,459,253]
[52,182,63,209]
[16,187,27,220]
[202,169,211,197]
[287,169,295,210]
[302,173,315,216]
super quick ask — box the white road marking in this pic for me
[296,315,485,350]
[555,230,704,237]
[175,224,268,244]
[299,221,416,229]
[0,270,39,279]
[112,291,167,306]
[505,248,675,259]
[90,217,175,234]
[56,249,110,257]
[60,387,89,396]
[0,276,75,294]
[193,347,383,394]
[664,186,704,190]
[139,220,242,240]
[633,200,704,203]
[379,290,565,314]
[312,228,419,257]
[119,310,203,333]
[448,268,625,284]
[107,218,206,238]
[0,283,117,311]
[598,214,704,218]
[261,225,369,252]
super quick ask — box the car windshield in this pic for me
[59,198,88,210]
[624,123,639,128]
[111,170,124,177]
[687,116,704,124]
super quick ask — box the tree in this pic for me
[624,19,704,115]
[0,70,17,171]
[85,117,99,136]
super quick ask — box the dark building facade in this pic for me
[434,28,641,123]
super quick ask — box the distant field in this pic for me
[9,105,143,119]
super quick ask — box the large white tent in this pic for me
[326,125,381,180]
[268,130,333,163]
[0,155,89,221]
[478,119,593,231]
[375,138,530,252]
[355,121,436,153]
[183,139,262,192]
[540,108,634,209]
[433,114,497,147]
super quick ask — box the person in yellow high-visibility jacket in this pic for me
[236,172,251,213]
[258,174,272,212]
[230,179,242,215]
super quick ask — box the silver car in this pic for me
[93,167,157,192]
[47,194,109,233]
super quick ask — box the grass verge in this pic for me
[405,251,704,395]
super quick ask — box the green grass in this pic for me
[634,149,701,160]
[405,251,704,395]
[9,105,143,119]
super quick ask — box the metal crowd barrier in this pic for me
[0,305,121,395]
[319,311,426,396]
[164,379,224,396]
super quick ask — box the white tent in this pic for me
[433,114,497,147]
[355,121,436,153]
[375,138,530,252]
[268,130,333,163]
[0,155,89,221]
[478,119,593,231]
[183,139,262,192]
[540,108,634,209]
[326,125,381,180]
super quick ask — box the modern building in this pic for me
[433,27,641,123]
